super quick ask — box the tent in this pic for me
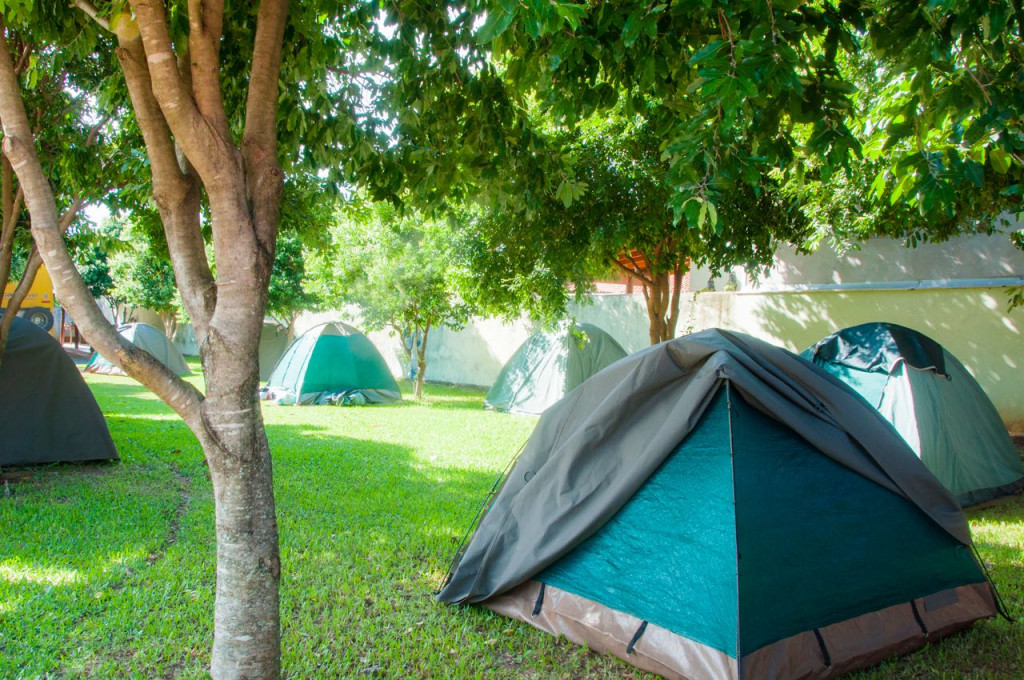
[1,317,118,466]
[259,321,290,382]
[803,322,1024,506]
[439,329,1000,680]
[485,322,627,415]
[264,321,401,404]
[84,322,190,376]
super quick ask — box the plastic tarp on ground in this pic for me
[84,322,190,376]
[1,317,118,466]
[485,322,627,415]
[804,322,1024,506]
[438,329,998,680]
[264,321,401,405]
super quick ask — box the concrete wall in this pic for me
[201,229,1024,431]
[393,288,1023,431]
[742,229,1024,290]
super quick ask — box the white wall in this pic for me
[206,230,1024,431]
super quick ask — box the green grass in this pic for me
[1,369,1022,679]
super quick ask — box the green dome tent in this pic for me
[485,322,627,415]
[1,317,118,466]
[84,322,190,376]
[259,321,290,382]
[263,321,401,405]
[440,329,1001,680]
[803,322,1024,507]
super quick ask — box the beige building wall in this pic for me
[282,230,1023,430]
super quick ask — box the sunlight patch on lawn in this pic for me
[0,561,82,586]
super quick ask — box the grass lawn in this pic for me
[1,368,1022,679]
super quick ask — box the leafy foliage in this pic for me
[332,203,473,396]
[479,0,1023,247]
[265,231,320,332]
[459,113,808,340]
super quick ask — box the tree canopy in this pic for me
[461,113,808,343]
[480,0,1022,244]
[331,202,472,398]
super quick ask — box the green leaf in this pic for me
[554,3,587,31]
[477,8,517,44]
[622,10,644,47]
[990,148,1012,174]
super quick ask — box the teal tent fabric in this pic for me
[534,386,986,659]
[84,322,190,376]
[439,329,999,679]
[265,321,400,404]
[539,389,739,657]
[804,322,1024,506]
[485,322,627,415]
[1,318,118,465]
[731,390,984,653]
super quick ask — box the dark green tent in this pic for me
[1,317,118,466]
[264,321,400,405]
[84,322,190,376]
[803,322,1024,506]
[485,322,627,415]
[440,329,1000,680]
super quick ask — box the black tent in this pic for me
[0,317,118,466]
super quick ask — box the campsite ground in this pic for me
[1,367,1022,679]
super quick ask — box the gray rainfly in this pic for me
[439,329,1005,680]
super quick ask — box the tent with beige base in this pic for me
[438,329,1004,680]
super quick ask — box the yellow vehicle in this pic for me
[1,264,55,333]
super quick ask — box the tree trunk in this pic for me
[414,322,430,399]
[203,351,280,679]
[641,263,686,345]
[0,3,289,678]
[162,310,177,340]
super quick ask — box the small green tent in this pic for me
[84,322,190,376]
[1,317,118,466]
[485,322,627,415]
[803,322,1024,506]
[440,329,1000,680]
[259,321,290,382]
[264,321,400,405]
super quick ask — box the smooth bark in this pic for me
[611,245,687,345]
[2,2,291,678]
[414,322,431,399]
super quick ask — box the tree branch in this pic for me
[243,0,289,255]
[73,0,111,31]
[115,35,216,340]
[187,0,231,140]
[0,27,204,427]
[129,0,228,184]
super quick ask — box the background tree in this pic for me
[483,0,1023,254]
[0,16,109,368]
[110,247,178,335]
[334,204,472,399]
[462,114,808,344]
[265,231,320,340]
